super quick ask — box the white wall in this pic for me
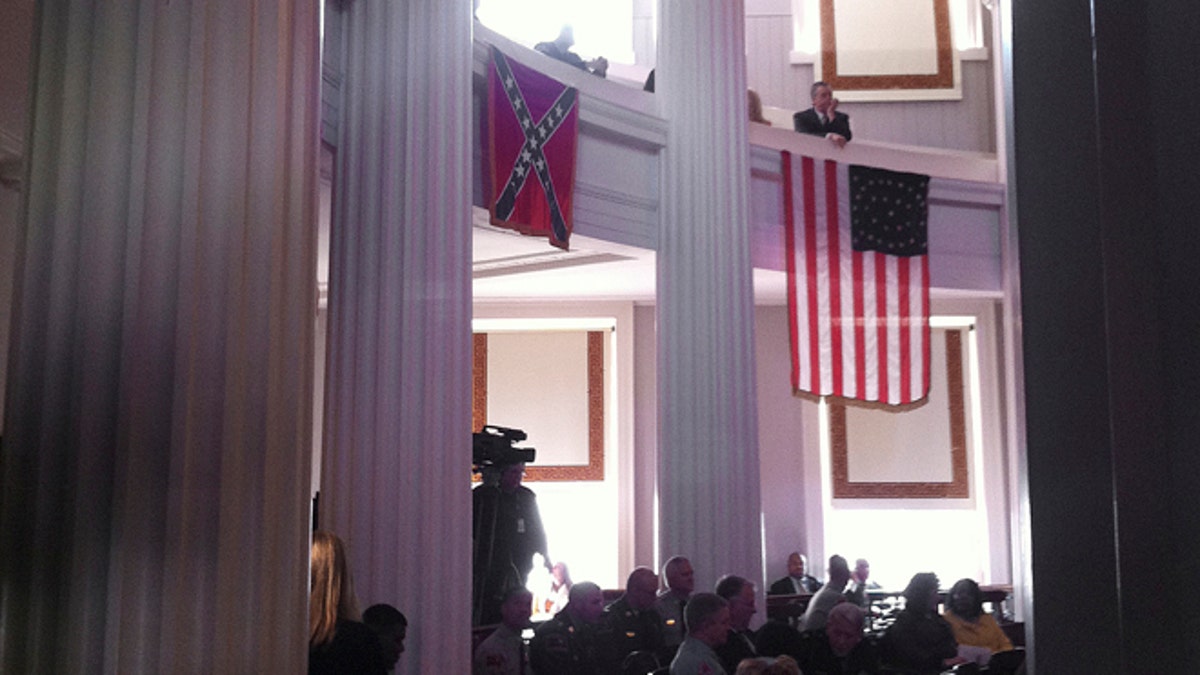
[629,0,998,153]
[755,305,824,586]
[473,302,639,590]
[755,297,1013,591]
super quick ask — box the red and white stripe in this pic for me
[782,151,930,405]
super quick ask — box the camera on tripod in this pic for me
[472,425,536,470]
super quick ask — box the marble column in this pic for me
[320,1,473,673]
[654,0,764,589]
[0,1,320,672]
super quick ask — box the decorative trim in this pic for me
[573,182,658,213]
[830,329,969,498]
[472,330,606,482]
[472,333,489,432]
[820,0,955,91]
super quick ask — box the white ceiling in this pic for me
[471,211,789,305]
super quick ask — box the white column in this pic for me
[320,1,473,673]
[0,1,319,672]
[655,0,764,589]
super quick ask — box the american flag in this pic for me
[782,151,931,405]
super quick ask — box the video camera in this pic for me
[472,425,536,470]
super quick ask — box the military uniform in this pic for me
[603,596,665,669]
[529,610,612,675]
[473,623,527,675]
[655,591,689,648]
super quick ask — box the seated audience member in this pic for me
[535,25,608,77]
[753,615,804,662]
[671,592,731,675]
[801,602,881,675]
[943,578,1015,665]
[800,555,851,633]
[748,90,772,126]
[793,81,852,147]
[737,655,802,675]
[657,555,697,652]
[605,566,666,668]
[737,658,772,675]
[362,604,407,672]
[714,575,760,673]
[881,573,965,673]
[309,531,388,675]
[768,552,822,596]
[844,558,881,610]
[535,561,572,618]
[530,581,609,674]
[767,655,802,675]
[473,587,533,675]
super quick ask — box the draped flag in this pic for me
[782,151,932,405]
[488,46,580,250]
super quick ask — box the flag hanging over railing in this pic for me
[488,46,580,250]
[782,150,931,405]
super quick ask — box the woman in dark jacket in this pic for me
[881,573,964,673]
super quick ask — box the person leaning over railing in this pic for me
[794,81,852,148]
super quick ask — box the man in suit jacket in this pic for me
[793,81,852,147]
[713,575,759,674]
[768,552,822,596]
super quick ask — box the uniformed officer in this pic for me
[530,582,610,674]
[655,556,696,655]
[603,567,665,669]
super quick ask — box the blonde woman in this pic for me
[309,531,388,675]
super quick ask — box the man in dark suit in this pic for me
[769,552,823,596]
[793,81,852,147]
[714,574,760,674]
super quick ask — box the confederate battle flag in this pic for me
[488,46,580,250]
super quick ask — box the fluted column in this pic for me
[320,1,473,673]
[655,0,763,589]
[0,2,319,672]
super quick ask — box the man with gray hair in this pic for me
[793,81,852,147]
[714,574,760,673]
[656,555,696,652]
[844,557,881,609]
[670,592,730,675]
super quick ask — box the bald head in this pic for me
[625,567,659,610]
[567,581,605,624]
[786,552,806,579]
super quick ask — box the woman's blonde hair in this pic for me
[309,530,360,647]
